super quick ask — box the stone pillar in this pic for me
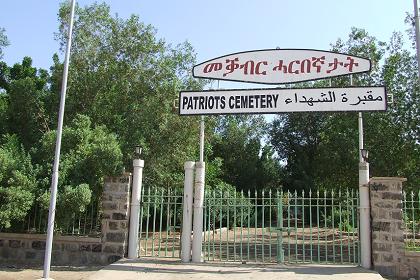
[101,173,131,263]
[369,177,406,278]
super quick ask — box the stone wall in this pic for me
[370,177,420,280]
[0,173,132,266]
[101,173,131,262]
[0,233,106,265]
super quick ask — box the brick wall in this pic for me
[370,177,420,280]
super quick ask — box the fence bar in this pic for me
[317,190,320,262]
[269,190,272,262]
[226,191,230,261]
[309,190,313,263]
[302,190,305,263]
[324,190,328,263]
[164,189,171,257]
[247,190,251,262]
[332,190,335,263]
[254,190,258,262]
[262,190,265,262]
[339,189,343,264]
[145,187,151,255]
[158,189,164,257]
[240,190,244,262]
[233,191,237,261]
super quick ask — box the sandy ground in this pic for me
[0,265,102,280]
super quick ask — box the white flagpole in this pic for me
[42,0,76,278]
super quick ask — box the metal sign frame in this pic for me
[193,48,371,85]
[179,86,386,116]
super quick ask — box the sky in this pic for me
[0,0,415,78]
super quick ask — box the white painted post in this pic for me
[181,161,195,262]
[128,158,144,259]
[192,161,205,263]
[352,73,371,268]
[42,0,76,278]
[359,161,371,268]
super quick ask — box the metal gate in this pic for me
[138,187,360,265]
[138,187,183,258]
[203,189,360,264]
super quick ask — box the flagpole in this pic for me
[42,0,76,278]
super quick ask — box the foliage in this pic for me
[0,135,36,229]
[270,27,420,192]
[34,114,123,195]
[55,183,92,230]
[211,115,282,191]
[322,208,355,233]
[56,2,205,189]
[0,27,9,60]
[205,181,254,228]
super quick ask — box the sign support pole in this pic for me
[192,116,205,262]
[354,75,371,269]
[42,0,76,279]
[199,116,205,162]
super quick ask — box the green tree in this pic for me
[0,27,9,60]
[270,27,419,192]
[211,115,282,191]
[0,57,51,149]
[35,114,123,194]
[55,2,204,188]
[270,112,325,192]
[0,135,37,229]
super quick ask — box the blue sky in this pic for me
[0,0,415,76]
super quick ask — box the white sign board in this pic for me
[193,49,371,84]
[179,87,386,115]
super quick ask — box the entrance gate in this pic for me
[138,187,360,265]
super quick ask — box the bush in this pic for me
[0,135,36,230]
[205,181,254,228]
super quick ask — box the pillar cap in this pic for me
[133,159,144,167]
[370,177,407,182]
[184,161,195,169]
[195,161,205,168]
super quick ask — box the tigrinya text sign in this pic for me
[179,87,386,115]
[193,49,371,84]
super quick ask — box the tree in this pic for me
[0,27,9,60]
[0,57,51,149]
[55,2,205,189]
[211,115,282,191]
[270,27,419,192]
[34,114,123,194]
[270,112,325,192]
[0,135,37,229]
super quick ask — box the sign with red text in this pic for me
[193,49,371,84]
[179,86,386,115]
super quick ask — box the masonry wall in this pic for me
[0,233,107,265]
[0,173,132,266]
[370,177,420,280]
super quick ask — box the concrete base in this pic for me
[88,258,385,280]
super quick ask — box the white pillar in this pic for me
[181,161,195,262]
[128,159,144,259]
[192,161,205,263]
[359,161,371,269]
